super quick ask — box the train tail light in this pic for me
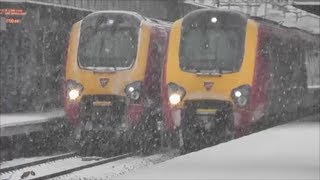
[231,85,251,108]
[168,82,186,106]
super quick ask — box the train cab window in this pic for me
[78,14,139,70]
[78,28,137,68]
[179,11,246,74]
[180,26,245,73]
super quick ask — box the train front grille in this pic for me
[184,100,232,112]
[79,95,126,129]
[183,100,233,127]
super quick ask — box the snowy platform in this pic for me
[116,115,320,180]
[0,109,65,137]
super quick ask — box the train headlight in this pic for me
[234,90,242,97]
[237,96,248,107]
[211,17,217,23]
[125,81,143,101]
[231,85,251,108]
[128,87,134,92]
[69,89,80,100]
[168,83,186,106]
[66,80,83,101]
[169,93,181,105]
[129,90,141,100]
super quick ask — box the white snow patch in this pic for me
[54,151,178,180]
[116,120,320,180]
[0,109,64,127]
[1,157,98,180]
[0,153,68,169]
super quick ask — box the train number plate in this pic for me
[196,108,217,115]
[92,101,112,106]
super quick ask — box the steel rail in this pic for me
[30,153,132,180]
[0,152,77,174]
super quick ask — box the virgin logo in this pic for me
[99,78,109,87]
[204,82,213,91]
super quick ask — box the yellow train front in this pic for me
[162,9,320,152]
[64,11,170,156]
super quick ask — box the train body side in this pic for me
[252,21,320,126]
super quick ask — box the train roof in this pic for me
[145,18,172,28]
[84,10,145,21]
[82,10,171,28]
[183,8,248,21]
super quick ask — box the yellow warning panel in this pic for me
[92,101,112,107]
[196,109,217,115]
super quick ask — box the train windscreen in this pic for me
[78,13,140,70]
[180,10,247,73]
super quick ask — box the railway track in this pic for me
[0,152,77,174]
[0,153,132,180]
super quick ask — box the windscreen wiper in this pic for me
[195,69,222,77]
[91,67,116,73]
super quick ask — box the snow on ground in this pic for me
[53,151,178,180]
[115,119,320,180]
[0,109,64,127]
[1,156,99,180]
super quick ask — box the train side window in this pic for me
[305,48,320,88]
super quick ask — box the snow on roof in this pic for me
[86,10,144,18]
[293,0,320,5]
